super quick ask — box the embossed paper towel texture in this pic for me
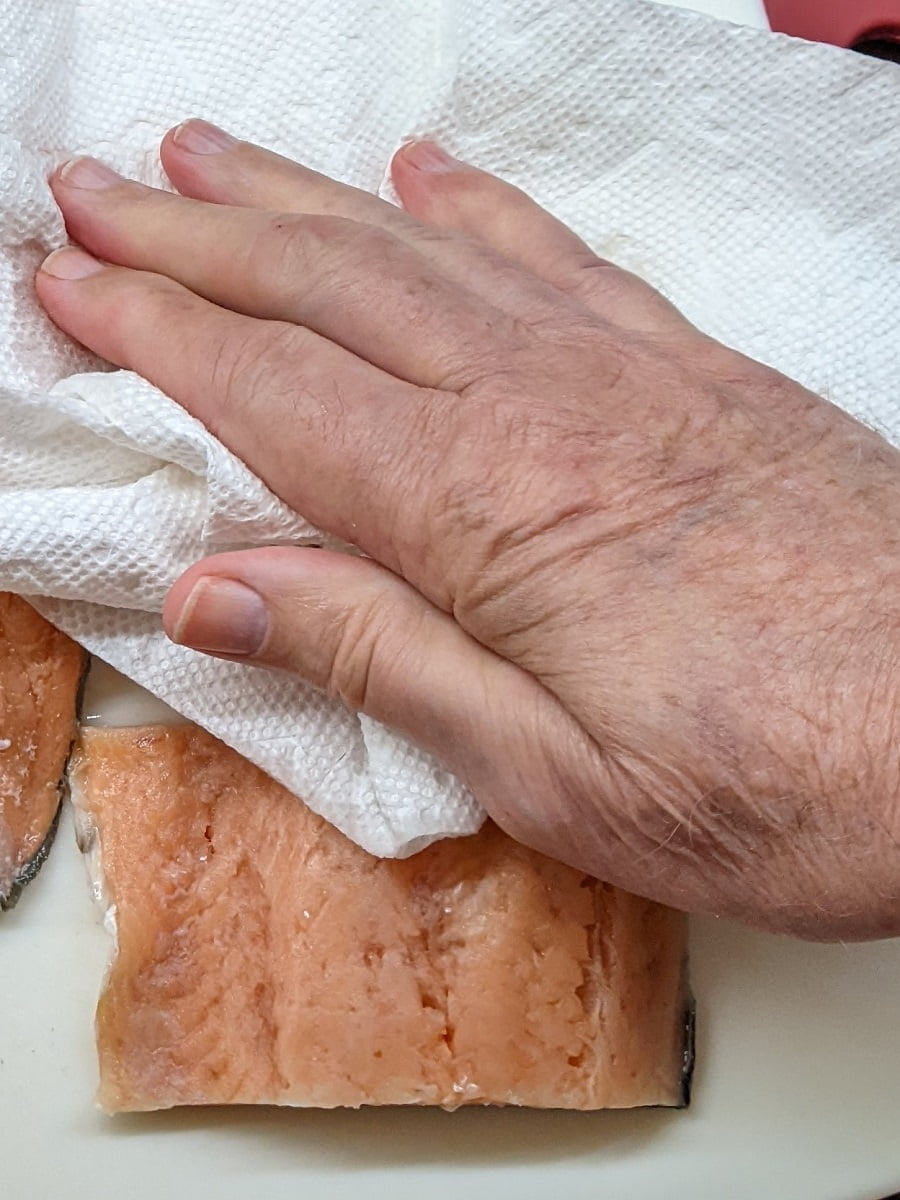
[0,0,898,855]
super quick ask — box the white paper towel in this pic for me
[1,0,898,856]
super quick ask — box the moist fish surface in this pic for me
[0,593,84,910]
[72,723,692,1113]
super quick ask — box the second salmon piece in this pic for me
[72,723,693,1113]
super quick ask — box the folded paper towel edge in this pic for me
[25,595,486,858]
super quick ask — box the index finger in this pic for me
[35,250,452,592]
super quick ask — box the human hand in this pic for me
[37,120,900,940]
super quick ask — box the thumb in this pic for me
[161,547,586,840]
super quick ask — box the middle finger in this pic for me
[52,159,527,391]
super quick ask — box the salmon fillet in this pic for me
[72,724,693,1113]
[0,593,84,910]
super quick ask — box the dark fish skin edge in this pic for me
[638,951,695,1110]
[678,994,696,1109]
[0,798,63,911]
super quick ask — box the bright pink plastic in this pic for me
[765,0,900,47]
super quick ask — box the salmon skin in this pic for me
[72,724,694,1114]
[0,594,84,910]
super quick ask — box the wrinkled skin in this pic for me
[37,122,900,940]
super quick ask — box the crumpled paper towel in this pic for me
[1,0,898,856]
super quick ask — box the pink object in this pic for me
[764,1,900,51]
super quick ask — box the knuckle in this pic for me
[246,213,317,290]
[325,595,393,711]
[248,212,387,291]
[105,275,195,348]
[205,321,308,435]
[567,255,635,305]
[412,165,531,236]
[559,255,684,331]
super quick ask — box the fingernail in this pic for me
[57,156,122,189]
[401,140,459,173]
[172,118,239,155]
[40,247,107,280]
[171,578,269,656]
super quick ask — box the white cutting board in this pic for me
[4,798,900,1200]
[3,3,900,1198]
